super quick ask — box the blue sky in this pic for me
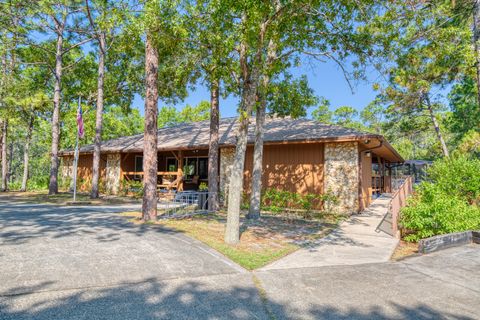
[131,58,380,118]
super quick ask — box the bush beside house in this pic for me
[401,155,480,241]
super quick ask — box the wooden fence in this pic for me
[390,175,414,238]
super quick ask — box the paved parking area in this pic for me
[256,245,480,319]
[1,200,479,319]
[0,201,244,296]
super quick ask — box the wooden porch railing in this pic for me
[122,171,183,190]
[122,171,180,176]
[389,175,413,238]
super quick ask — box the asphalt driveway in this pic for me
[257,245,480,319]
[1,199,479,319]
[0,200,244,296]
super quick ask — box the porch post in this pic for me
[177,150,183,191]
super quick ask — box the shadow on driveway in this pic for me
[0,273,473,320]
[0,201,244,296]
[0,202,177,245]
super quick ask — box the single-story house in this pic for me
[59,117,404,214]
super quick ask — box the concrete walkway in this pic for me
[261,194,399,270]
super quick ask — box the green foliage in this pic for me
[360,99,385,134]
[456,130,480,158]
[363,0,474,159]
[267,75,318,118]
[312,101,367,132]
[311,98,332,123]
[198,182,208,192]
[61,103,144,149]
[447,77,480,140]
[158,101,210,128]
[261,188,338,219]
[27,175,50,191]
[120,180,143,198]
[401,156,480,241]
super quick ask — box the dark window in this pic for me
[166,158,178,172]
[135,156,143,172]
[198,158,208,179]
[180,157,209,180]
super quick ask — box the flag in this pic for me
[77,102,84,139]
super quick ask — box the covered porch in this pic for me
[358,139,405,212]
[120,148,211,192]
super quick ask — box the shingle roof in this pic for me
[62,116,383,155]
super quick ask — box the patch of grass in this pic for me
[120,212,338,270]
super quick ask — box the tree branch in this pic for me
[62,37,93,55]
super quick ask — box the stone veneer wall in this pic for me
[219,147,235,204]
[60,156,74,188]
[324,142,359,215]
[105,153,121,195]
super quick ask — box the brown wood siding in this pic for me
[75,154,107,191]
[243,143,324,195]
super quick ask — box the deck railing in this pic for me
[157,191,216,218]
[389,175,413,238]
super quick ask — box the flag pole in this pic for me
[72,96,81,202]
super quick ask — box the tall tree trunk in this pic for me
[224,94,255,244]
[91,33,106,199]
[225,72,258,244]
[208,78,220,211]
[7,142,12,184]
[21,115,34,192]
[225,18,265,244]
[425,95,449,157]
[0,121,2,184]
[48,33,64,195]
[142,33,159,221]
[1,119,8,192]
[247,99,265,219]
[248,37,276,219]
[473,0,480,106]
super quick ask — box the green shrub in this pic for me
[8,181,22,191]
[28,176,49,190]
[400,155,480,242]
[59,176,72,191]
[198,182,208,192]
[422,155,480,205]
[260,188,338,218]
[120,180,143,197]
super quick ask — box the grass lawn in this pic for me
[120,211,341,270]
[0,190,139,205]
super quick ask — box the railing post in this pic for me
[389,175,414,239]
